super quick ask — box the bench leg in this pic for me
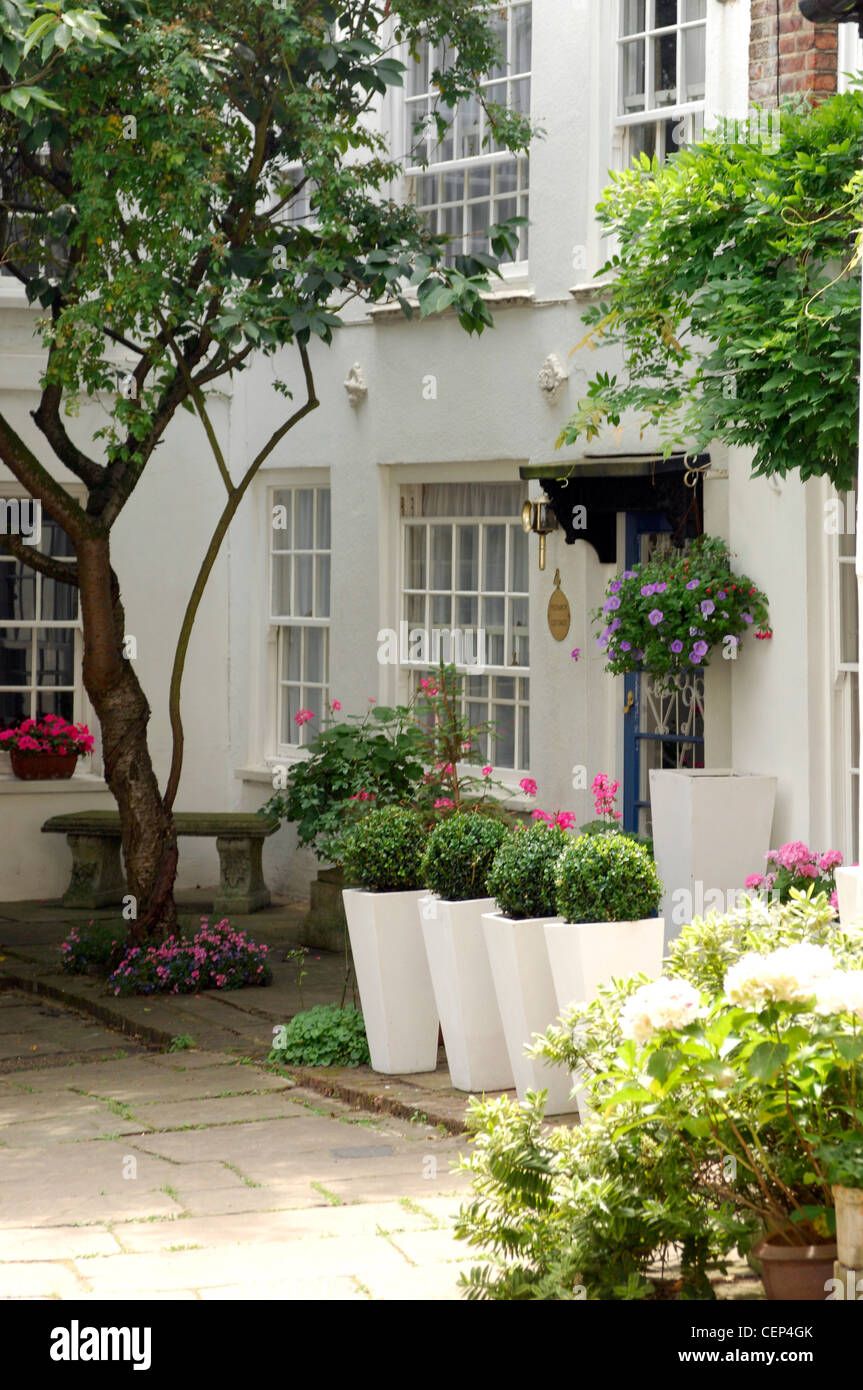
[64,834,125,909]
[213,836,272,917]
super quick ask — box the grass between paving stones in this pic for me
[221,1161,261,1189]
[310,1182,342,1206]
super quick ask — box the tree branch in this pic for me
[32,381,104,490]
[0,531,79,586]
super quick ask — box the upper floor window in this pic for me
[618,0,706,164]
[405,2,531,266]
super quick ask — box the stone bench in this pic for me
[42,810,279,916]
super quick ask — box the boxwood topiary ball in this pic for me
[421,813,509,903]
[341,806,429,893]
[486,822,568,920]
[555,832,662,924]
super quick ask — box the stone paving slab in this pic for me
[0,1225,122,1261]
[0,1261,89,1299]
[131,1091,300,1130]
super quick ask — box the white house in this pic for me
[1,0,861,909]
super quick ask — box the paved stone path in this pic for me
[0,991,475,1300]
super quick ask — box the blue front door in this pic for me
[622,512,705,836]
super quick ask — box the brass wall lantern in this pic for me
[521,498,558,572]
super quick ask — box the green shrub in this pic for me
[341,806,429,892]
[578,818,654,860]
[268,1005,371,1068]
[421,814,509,902]
[486,822,567,920]
[555,832,661,923]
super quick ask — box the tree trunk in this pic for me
[77,534,177,943]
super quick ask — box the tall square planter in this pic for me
[649,769,776,947]
[481,912,578,1116]
[419,896,514,1093]
[342,888,439,1074]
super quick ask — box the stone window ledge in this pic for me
[0,773,109,794]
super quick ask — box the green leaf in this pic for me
[747,1040,790,1083]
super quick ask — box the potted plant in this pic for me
[747,842,843,915]
[0,715,95,780]
[481,820,578,1113]
[418,812,511,1093]
[341,806,438,1075]
[817,1136,863,1273]
[544,832,664,1014]
[591,535,771,688]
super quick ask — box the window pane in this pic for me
[41,520,75,558]
[272,490,291,549]
[304,683,323,730]
[0,691,27,730]
[36,689,73,722]
[406,526,426,591]
[271,555,291,617]
[295,489,314,549]
[655,0,677,26]
[0,627,31,684]
[431,594,452,628]
[283,685,301,745]
[512,597,529,665]
[37,629,75,687]
[0,562,34,620]
[443,170,464,203]
[305,627,324,685]
[653,33,677,103]
[491,704,515,768]
[513,3,532,73]
[622,0,646,34]
[621,39,645,111]
[520,703,529,768]
[510,77,530,116]
[456,595,479,628]
[484,595,506,664]
[494,675,515,701]
[295,555,313,617]
[484,527,506,592]
[457,526,479,591]
[682,0,706,19]
[430,526,453,590]
[316,555,331,618]
[316,489,331,549]
[407,41,430,98]
[406,593,425,628]
[459,97,481,159]
[282,628,301,683]
[468,166,491,199]
[683,23,705,101]
[41,576,78,622]
[487,14,508,81]
[841,562,859,666]
[509,526,528,593]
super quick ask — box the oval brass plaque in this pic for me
[547,571,571,642]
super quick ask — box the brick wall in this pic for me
[749,0,838,105]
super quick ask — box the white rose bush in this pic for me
[457,889,863,1298]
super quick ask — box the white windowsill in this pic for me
[368,282,534,320]
[0,772,109,794]
[569,279,612,300]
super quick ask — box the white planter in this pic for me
[419,896,514,1093]
[649,769,777,948]
[481,912,578,1115]
[544,917,664,1123]
[834,1185,863,1269]
[342,888,439,1074]
[835,867,863,927]
[543,917,665,1013]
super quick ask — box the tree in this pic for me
[0,0,533,942]
[1,0,121,113]
[556,93,863,492]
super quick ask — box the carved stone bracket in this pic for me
[537,353,569,405]
[344,362,368,407]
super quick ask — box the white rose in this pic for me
[620,977,703,1042]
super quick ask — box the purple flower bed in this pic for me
[106,918,272,996]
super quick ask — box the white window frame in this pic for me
[398,483,531,776]
[0,483,97,774]
[268,481,331,756]
[403,0,532,271]
[830,513,860,863]
[616,0,707,166]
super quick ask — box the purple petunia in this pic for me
[686,579,699,590]
[609,580,622,594]
[620,641,631,652]
[641,583,657,597]
[605,596,621,612]
[693,640,708,658]
[700,600,715,617]
[610,617,622,632]
[670,640,684,654]
[655,582,667,593]
[622,570,637,580]
[648,609,664,626]
[742,612,754,624]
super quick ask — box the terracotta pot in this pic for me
[754,1234,838,1301]
[10,750,78,781]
